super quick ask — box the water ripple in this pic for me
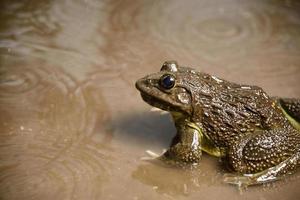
[0,0,60,37]
[0,61,112,199]
[105,0,300,61]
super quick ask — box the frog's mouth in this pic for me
[140,92,179,113]
[139,92,191,116]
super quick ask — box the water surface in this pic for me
[0,0,300,199]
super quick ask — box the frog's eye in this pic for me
[159,74,175,89]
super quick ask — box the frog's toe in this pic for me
[141,149,167,160]
[146,150,160,157]
[223,173,254,187]
[141,150,159,160]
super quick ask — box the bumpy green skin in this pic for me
[136,61,300,186]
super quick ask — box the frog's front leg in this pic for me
[224,128,300,186]
[161,122,202,164]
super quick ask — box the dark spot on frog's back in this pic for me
[225,109,235,118]
[244,104,259,114]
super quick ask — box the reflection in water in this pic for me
[132,159,223,197]
[0,0,300,199]
[132,158,300,197]
[0,60,112,199]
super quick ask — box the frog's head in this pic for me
[136,61,200,116]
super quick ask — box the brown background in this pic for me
[0,0,300,199]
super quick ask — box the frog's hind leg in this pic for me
[224,149,300,186]
[224,128,300,186]
[279,98,300,123]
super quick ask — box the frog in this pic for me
[135,61,300,186]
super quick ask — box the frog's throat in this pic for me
[280,105,300,132]
[171,112,224,158]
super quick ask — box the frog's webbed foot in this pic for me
[141,148,202,167]
[223,173,268,187]
[223,170,279,188]
[223,173,254,188]
[140,149,186,166]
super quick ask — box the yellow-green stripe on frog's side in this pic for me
[186,121,223,158]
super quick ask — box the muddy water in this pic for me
[0,0,300,199]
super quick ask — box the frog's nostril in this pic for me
[145,78,156,86]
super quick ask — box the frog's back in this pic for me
[195,76,288,147]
